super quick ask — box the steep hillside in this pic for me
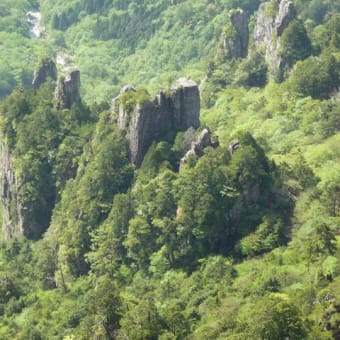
[0,0,51,99]
[0,0,339,339]
[38,0,264,102]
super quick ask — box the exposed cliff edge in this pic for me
[114,78,200,166]
[222,9,249,59]
[32,57,57,88]
[0,64,82,241]
[0,140,55,240]
[54,68,81,109]
[0,143,24,240]
[254,0,297,79]
[32,58,82,110]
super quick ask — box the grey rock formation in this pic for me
[0,141,53,240]
[181,127,197,154]
[193,128,216,156]
[172,78,200,129]
[0,143,24,240]
[120,84,136,93]
[275,0,297,36]
[180,128,219,167]
[111,84,136,127]
[254,0,297,79]
[32,58,57,88]
[229,139,240,155]
[125,101,167,166]
[54,68,81,109]
[222,9,249,59]
[115,78,200,166]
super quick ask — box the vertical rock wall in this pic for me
[223,9,249,59]
[254,0,297,79]
[32,58,57,88]
[0,63,81,241]
[55,68,81,109]
[0,143,24,240]
[115,78,200,166]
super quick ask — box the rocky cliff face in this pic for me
[1,66,80,241]
[115,78,200,166]
[32,58,57,88]
[0,143,24,240]
[222,9,249,59]
[0,141,53,240]
[254,0,297,79]
[55,68,81,109]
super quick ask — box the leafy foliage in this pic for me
[280,19,312,69]
[289,53,340,99]
[0,0,339,339]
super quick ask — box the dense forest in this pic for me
[0,0,339,339]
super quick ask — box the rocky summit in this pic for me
[254,0,298,79]
[54,68,81,109]
[222,9,249,59]
[32,57,57,88]
[115,78,200,166]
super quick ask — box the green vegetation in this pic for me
[289,53,340,99]
[118,87,151,112]
[0,0,339,339]
[280,19,312,68]
[0,0,52,99]
[264,0,280,17]
[38,0,265,102]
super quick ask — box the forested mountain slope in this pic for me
[39,0,262,103]
[0,0,339,339]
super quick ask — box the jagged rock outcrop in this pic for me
[180,128,219,168]
[0,143,24,240]
[111,84,136,127]
[181,127,197,154]
[120,84,136,93]
[222,9,249,59]
[254,0,297,79]
[115,78,200,166]
[275,0,297,36]
[0,141,53,240]
[54,68,81,109]
[32,58,57,88]
[229,139,240,155]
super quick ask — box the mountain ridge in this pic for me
[0,0,339,338]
